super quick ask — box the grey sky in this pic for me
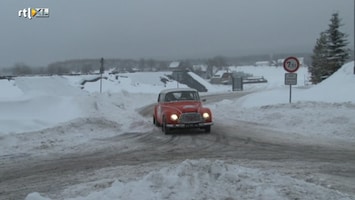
[1,0,354,67]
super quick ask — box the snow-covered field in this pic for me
[1,62,355,199]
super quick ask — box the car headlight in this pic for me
[170,114,179,121]
[202,112,210,119]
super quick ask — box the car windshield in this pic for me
[165,91,199,102]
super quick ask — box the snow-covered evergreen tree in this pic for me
[310,12,350,84]
[310,32,328,84]
[326,12,350,74]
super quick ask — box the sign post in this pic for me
[283,57,300,103]
[100,57,104,93]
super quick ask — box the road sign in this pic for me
[283,57,300,73]
[285,73,297,85]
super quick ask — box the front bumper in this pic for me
[166,122,213,128]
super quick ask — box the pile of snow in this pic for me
[212,101,355,142]
[0,76,86,135]
[0,79,23,99]
[69,72,191,94]
[235,62,355,108]
[15,76,84,96]
[302,61,355,102]
[26,159,353,200]
[0,91,156,156]
[0,95,83,134]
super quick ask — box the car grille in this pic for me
[179,113,203,123]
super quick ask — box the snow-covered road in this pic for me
[2,117,355,200]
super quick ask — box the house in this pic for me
[255,61,270,66]
[192,64,208,72]
[169,61,180,69]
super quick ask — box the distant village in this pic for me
[0,54,309,83]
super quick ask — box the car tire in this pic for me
[153,116,160,127]
[162,116,170,135]
[204,125,211,133]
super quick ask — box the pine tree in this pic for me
[326,12,350,74]
[310,12,350,84]
[310,32,328,84]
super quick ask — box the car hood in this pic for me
[165,102,202,113]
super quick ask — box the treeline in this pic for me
[1,57,232,76]
[1,52,321,77]
[1,59,170,76]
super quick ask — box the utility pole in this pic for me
[100,57,104,93]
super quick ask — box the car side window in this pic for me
[159,93,166,102]
[193,92,200,100]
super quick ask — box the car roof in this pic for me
[160,88,198,94]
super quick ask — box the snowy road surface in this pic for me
[1,121,355,200]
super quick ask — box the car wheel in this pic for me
[153,116,160,127]
[162,116,170,134]
[204,125,211,133]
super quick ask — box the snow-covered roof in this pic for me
[169,61,180,68]
[278,57,304,65]
[213,70,231,77]
[255,61,269,66]
[192,64,208,72]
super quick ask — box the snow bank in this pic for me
[15,76,84,96]
[0,79,23,99]
[0,91,155,156]
[76,91,156,131]
[212,101,355,142]
[236,61,355,107]
[75,72,189,94]
[0,95,83,134]
[0,76,86,134]
[26,159,353,200]
[302,61,355,102]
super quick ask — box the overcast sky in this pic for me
[1,0,354,67]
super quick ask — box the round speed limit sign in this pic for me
[283,57,300,73]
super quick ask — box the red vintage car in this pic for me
[153,88,213,134]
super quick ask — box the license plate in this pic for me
[185,123,199,128]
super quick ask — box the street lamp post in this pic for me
[100,57,104,93]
